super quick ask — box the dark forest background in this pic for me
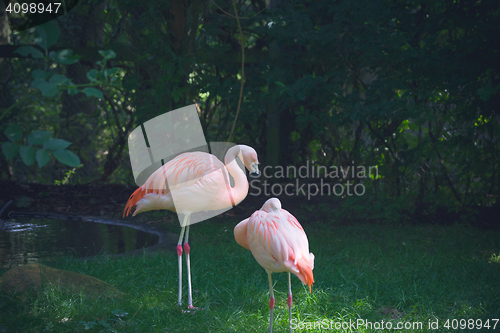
[1,0,499,220]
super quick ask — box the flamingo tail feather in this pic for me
[123,187,146,218]
[296,257,314,293]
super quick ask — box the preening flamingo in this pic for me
[123,144,259,310]
[234,198,314,333]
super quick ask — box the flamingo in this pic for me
[234,198,314,333]
[123,144,259,310]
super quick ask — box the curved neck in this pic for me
[224,146,249,205]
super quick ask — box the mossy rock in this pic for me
[0,263,125,300]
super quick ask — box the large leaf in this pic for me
[49,49,80,64]
[43,138,71,150]
[98,50,116,60]
[31,70,51,80]
[1,142,19,160]
[36,149,51,167]
[104,68,120,79]
[83,87,103,99]
[4,124,22,142]
[52,149,81,167]
[86,69,100,82]
[34,20,60,52]
[477,85,499,102]
[49,74,71,85]
[14,46,44,59]
[31,79,60,97]
[28,130,52,146]
[19,146,36,165]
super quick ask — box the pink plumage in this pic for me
[234,198,314,332]
[123,145,260,310]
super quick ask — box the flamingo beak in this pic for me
[250,162,260,176]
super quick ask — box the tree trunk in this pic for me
[0,2,14,180]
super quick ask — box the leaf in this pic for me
[98,50,117,60]
[36,149,51,167]
[67,88,79,96]
[19,146,36,165]
[49,74,70,85]
[477,86,498,102]
[34,20,60,51]
[86,69,100,82]
[4,124,22,142]
[31,79,60,97]
[104,68,120,79]
[14,46,44,59]
[28,130,52,146]
[31,70,51,80]
[83,87,103,99]
[49,49,80,64]
[43,138,71,150]
[1,142,19,159]
[52,149,81,167]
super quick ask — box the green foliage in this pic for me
[34,20,60,52]
[1,124,81,168]
[3,14,126,182]
[14,46,44,59]
[51,149,81,168]
[330,193,415,225]
[489,253,500,264]
[54,165,82,185]
[3,0,499,207]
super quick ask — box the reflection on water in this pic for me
[0,217,159,268]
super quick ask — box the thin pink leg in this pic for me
[287,272,292,333]
[184,225,194,309]
[268,272,274,333]
[181,219,202,313]
[177,226,186,306]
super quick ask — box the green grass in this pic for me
[1,218,499,332]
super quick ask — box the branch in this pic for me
[428,122,462,203]
[227,0,245,144]
[365,119,399,161]
[0,91,37,122]
[211,0,267,19]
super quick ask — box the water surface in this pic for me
[0,217,159,268]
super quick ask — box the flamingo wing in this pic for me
[246,209,314,291]
[123,151,227,217]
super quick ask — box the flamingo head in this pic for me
[238,145,260,176]
[261,198,281,213]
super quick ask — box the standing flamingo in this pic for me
[234,198,314,333]
[123,144,259,310]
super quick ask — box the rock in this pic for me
[0,263,125,299]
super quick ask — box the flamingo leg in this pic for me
[288,272,293,333]
[268,272,275,333]
[183,222,195,309]
[177,224,186,306]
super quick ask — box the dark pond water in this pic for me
[0,217,159,268]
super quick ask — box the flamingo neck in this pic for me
[225,146,249,205]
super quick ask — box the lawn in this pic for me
[1,213,499,332]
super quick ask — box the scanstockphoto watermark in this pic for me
[291,318,424,331]
[249,160,378,200]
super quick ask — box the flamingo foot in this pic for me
[181,305,204,314]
